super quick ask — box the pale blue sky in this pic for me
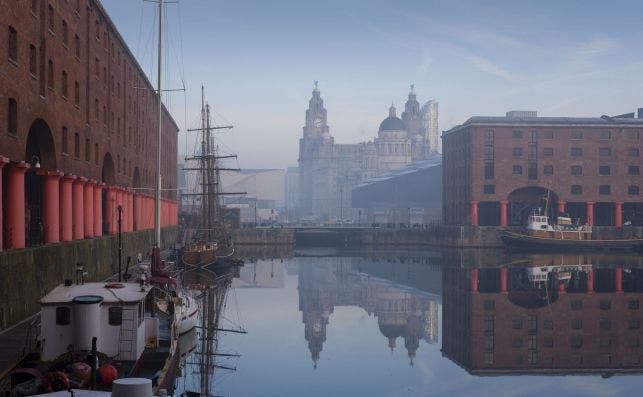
[103,0,643,169]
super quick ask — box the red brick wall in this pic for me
[0,0,178,199]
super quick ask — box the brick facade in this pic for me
[443,116,643,226]
[0,0,178,194]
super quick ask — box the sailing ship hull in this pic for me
[501,230,643,252]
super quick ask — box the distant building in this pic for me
[351,156,442,224]
[442,112,643,227]
[221,169,285,224]
[298,83,439,221]
[284,166,299,223]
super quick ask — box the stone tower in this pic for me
[298,82,336,219]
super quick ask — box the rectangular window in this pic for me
[543,165,553,175]
[600,338,612,348]
[543,318,553,330]
[571,165,582,175]
[512,147,523,157]
[528,315,538,332]
[599,147,611,156]
[94,143,99,165]
[484,163,494,179]
[600,300,611,310]
[484,300,495,310]
[8,26,18,62]
[484,315,494,332]
[629,299,640,310]
[108,307,122,326]
[85,138,90,161]
[599,165,611,176]
[571,147,582,157]
[628,130,640,139]
[528,163,537,180]
[55,307,70,325]
[599,185,611,195]
[571,300,583,310]
[29,44,36,75]
[543,337,554,348]
[512,130,523,139]
[600,130,612,140]
[629,148,640,157]
[528,334,537,349]
[571,130,583,140]
[543,147,553,157]
[483,184,495,194]
[571,319,583,329]
[542,131,554,139]
[512,319,523,330]
[8,98,17,135]
[571,335,583,348]
[484,351,494,365]
[485,334,494,350]
[600,319,611,330]
[628,185,639,195]
[512,165,523,175]
[512,337,522,348]
[571,185,582,195]
[528,350,538,365]
[629,166,640,175]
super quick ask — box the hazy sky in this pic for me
[102,0,643,169]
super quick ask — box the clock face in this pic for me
[313,117,323,127]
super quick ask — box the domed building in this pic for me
[297,83,439,220]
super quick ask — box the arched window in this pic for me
[62,20,68,46]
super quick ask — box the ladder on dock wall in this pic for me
[118,306,137,359]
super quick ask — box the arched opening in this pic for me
[508,186,559,226]
[101,153,115,234]
[25,119,57,246]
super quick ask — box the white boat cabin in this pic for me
[39,282,159,362]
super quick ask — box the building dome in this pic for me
[379,104,406,132]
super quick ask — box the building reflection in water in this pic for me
[296,256,441,367]
[442,254,643,376]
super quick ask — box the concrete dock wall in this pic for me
[0,227,178,331]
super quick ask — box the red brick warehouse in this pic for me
[442,111,643,227]
[0,0,178,250]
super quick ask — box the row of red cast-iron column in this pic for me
[470,267,624,294]
[470,201,623,227]
[0,158,178,252]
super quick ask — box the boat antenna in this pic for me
[154,0,163,246]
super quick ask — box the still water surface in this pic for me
[177,249,643,397]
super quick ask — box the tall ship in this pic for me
[181,88,243,269]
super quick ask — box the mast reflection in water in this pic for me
[178,250,643,397]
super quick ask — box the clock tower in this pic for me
[298,82,336,219]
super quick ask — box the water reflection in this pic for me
[297,258,440,366]
[182,250,643,396]
[443,254,643,376]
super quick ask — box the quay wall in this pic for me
[233,229,295,245]
[240,226,643,249]
[0,227,178,331]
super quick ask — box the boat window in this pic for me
[56,307,71,325]
[540,225,547,229]
[109,306,123,326]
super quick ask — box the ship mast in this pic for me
[154,0,163,246]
